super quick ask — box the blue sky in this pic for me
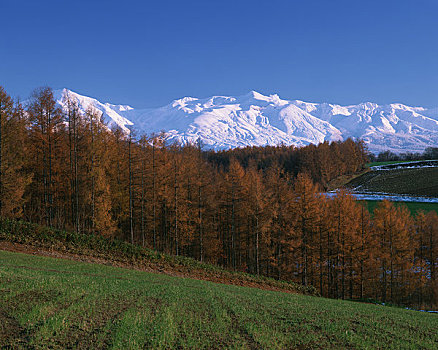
[1,0,437,108]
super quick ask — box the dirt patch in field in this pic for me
[6,289,61,311]
[326,168,370,191]
[51,297,140,349]
[215,296,262,350]
[0,308,28,348]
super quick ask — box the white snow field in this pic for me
[53,89,438,153]
[325,191,438,204]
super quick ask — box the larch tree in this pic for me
[222,158,247,270]
[244,162,269,275]
[356,203,373,300]
[84,106,116,237]
[264,164,297,280]
[27,87,65,227]
[0,87,31,218]
[292,172,322,287]
[418,211,438,307]
[63,93,82,232]
[373,201,415,303]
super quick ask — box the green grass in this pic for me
[364,200,438,215]
[1,250,437,349]
[366,160,420,167]
[0,218,314,296]
[347,162,438,215]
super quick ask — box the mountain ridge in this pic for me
[53,88,438,153]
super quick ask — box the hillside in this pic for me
[345,163,438,197]
[0,218,314,296]
[54,88,438,153]
[1,250,438,349]
[337,162,438,215]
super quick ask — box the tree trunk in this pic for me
[129,135,134,244]
[198,140,203,262]
[141,152,145,247]
[174,156,179,256]
[152,142,157,250]
[255,215,259,275]
[0,98,2,216]
[48,110,53,227]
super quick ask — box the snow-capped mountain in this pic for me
[54,89,438,153]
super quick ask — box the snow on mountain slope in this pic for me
[53,89,134,133]
[54,89,438,153]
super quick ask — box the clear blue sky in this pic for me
[1,0,437,108]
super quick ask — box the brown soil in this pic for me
[326,168,370,191]
[0,307,28,348]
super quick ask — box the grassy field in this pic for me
[346,167,438,198]
[338,162,438,215]
[364,200,438,215]
[0,218,314,296]
[1,250,438,349]
[365,160,422,167]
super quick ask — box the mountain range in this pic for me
[53,89,438,153]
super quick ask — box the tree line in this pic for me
[206,137,368,189]
[1,86,437,308]
[370,148,438,163]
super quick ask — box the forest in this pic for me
[370,147,438,163]
[0,85,437,309]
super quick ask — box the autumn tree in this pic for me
[373,201,415,304]
[221,158,247,270]
[264,164,298,280]
[84,106,116,236]
[325,191,363,299]
[244,162,271,275]
[0,87,31,218]
[27,87,66,227]
[416,211,438,307]
[356,203,373,300]
[291,173,322,287]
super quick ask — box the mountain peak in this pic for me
[171,96,199,107]
[242,91,289,107]
[52,89,438,153]
[247,90,267,99]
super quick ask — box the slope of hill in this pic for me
[54,88,438,153]
[346,163,438,198]
[1,250,437,349]
[0,218,314,295]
